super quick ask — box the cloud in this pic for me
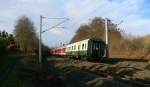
[0,25,4,31]
[42,27,72,47]
[119,15,150,35]
[64,0,107,23]
[0,0,150,47]
[64,0,150,35]
[64,0,144,21]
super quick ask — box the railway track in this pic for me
[49,58,150,87]
[80,67,150,87]
[58,63,150,87]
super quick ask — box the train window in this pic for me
[85,43,86,49]
[99,44,101,49]
[93,43,95,49]
[72,46,73,50]
[96,43,98,50]
[78,45,80,50]
[95,43,96,49]
[74,45,76,50]
[82,44,84,49]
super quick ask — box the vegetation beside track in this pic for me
[0,55,66,87]
[1,54,149,87]
[0,55,19,87]
[1,55,37,87]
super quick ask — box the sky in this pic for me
[0,0,150,47]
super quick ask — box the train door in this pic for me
[91,42,99,58]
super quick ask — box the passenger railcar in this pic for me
[52,46,66,56]
[66,38,106,60]
[51,38,106,60]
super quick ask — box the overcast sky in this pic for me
[0,0,150,47]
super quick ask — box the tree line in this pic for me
[0,30,15,54]
[0,16,49,56]
[0,30,13,38]
[13,16,49,55]
[71,17,150,51]
[71,17,122,50]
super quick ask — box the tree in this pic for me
[70,25,91,43]
[70,17,123,50]
[13,16,38,53]
[143,35,150,49]
[0,30,2,37]
[0,37,9,54]
[0,30,7,38]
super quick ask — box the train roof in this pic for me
[70,38,104,44]
[89,37,105,42]
[52,38,105,50]
[52,45,66,50]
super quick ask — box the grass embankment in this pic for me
[0,55,19,86]
[0,55,39,87]
[1,55,65,87]
[0,55,16,71]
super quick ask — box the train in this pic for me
[52,38,106,60]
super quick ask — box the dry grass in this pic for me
[110,50,150,60]
[51,58,150,85]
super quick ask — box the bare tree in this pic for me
[70,17,122,46]
[14,16,38,53]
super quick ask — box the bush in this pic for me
[0,37,9,54]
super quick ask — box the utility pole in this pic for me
[105,18,109,58]
[39,16,69,64]
[39,16,42,64]
[104,18,123,58]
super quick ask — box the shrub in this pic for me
[0,37,9,54]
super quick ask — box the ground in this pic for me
[1,54,150,87]
[47,57,150,87]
